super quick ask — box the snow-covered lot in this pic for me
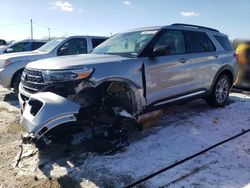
[0,86,249,188]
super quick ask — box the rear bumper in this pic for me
[20,92,80,140]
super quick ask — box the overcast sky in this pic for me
[0,0,250,41]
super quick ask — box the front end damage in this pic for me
[20,92,80,141]
[20,82,140,152]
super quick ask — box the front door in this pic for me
[143,29,205,106]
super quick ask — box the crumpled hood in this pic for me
[26,54,133,70]
[0,50,46,62]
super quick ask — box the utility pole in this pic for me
[30,19,33,40]
[48,28,51,40]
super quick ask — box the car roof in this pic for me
[65,35,109,39]
[125,23,227,36]
[12,39,48,43]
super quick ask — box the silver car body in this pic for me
[20,92,80,139]
[0,36,107,88]
[19,24,238,140]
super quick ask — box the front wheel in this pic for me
[206,74,231,107]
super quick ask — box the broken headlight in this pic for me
[42,68,94,83]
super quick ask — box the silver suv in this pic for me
[19,24,238,142]
[0,36,107,93]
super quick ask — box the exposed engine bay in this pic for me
[20,81,141,153]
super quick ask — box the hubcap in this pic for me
[215,78,229,103]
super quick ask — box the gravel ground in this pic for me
[0,86,249,188]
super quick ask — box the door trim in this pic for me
[153,90,206,107]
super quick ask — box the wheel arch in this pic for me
[10,68,24,88]
[209,65,235,94]
[74,77,145,115]
[97,78,145,114]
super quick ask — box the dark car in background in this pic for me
[0,39,47,54]
[0,39,7,46]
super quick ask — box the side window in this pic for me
[185,31,215,53]
[214,35,233,51]
[32,42,46,50]
[10,42,31,52]
[58,38,87,56]
[153,30,186,56]
[92,38,107,48]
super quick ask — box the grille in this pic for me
[21,68,47,92]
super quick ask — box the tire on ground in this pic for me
[206,74,231,107]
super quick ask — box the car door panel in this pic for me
[143,29,219,106]
[144,54,204,105]
[143,29,201,105]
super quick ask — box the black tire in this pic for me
[13,72,22,95]
[206,74,231,107]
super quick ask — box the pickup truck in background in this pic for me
[0,35,108,93]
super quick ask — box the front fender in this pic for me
[20,92,80,140]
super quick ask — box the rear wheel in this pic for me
[13,72,22,95]
[206,74,231,107]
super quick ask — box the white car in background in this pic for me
[0,36,108,93]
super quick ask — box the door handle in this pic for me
[179,58,188,63]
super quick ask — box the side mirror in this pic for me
[152,45,172,57]
[5,48,13,53]
[57,47,68,56]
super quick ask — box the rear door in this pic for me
[143,29,196,106]
[184,31,218,91]
[91,38,107,49]
[32,42,46,50]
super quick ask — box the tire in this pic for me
[13,72,22,95]
[206,74,231,107]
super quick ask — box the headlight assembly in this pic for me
[42,68,94,83]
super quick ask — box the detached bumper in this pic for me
[20,92,80,140]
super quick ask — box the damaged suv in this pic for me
[19,24,237,144]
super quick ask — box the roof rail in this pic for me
[171,23,220,33]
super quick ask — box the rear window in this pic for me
[91,38,107,48]
[214,35,233,51]
[32,42,46,50]
[185,31,216,53]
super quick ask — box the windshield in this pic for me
[38,38,65,52]
[92,30,158,56]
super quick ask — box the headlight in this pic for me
[0,59,12,69]
[42,68,94,83]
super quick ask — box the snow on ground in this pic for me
[148,133,250,188]
[77,93,250,187]
[0,85,250,187]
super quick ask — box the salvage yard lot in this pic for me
[0,86,250,188]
